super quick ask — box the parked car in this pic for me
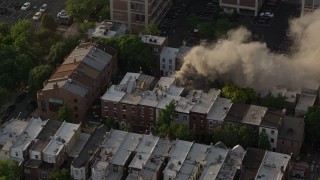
[21,2,31,11]
[39,4,48,12]
[32,11,42,20]
[260,11,274,18]
[0,8,8,15]
[57,9,69,19]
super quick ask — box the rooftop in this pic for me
[63,79,88,97]
[242,105,267,126]
[91,21,126,39]
[141,35,167,46]
[176,46,192,60]
[129,134,159,170]
[255,151,291,180]
[72,125,108,168]
[11,117,48,151]
[278,116,304,142]
[199,142,229,180]
[240,148,266,180]
[295,94,317,112]
[163,140,193,179]
[31,120,62,152]
[91,130,128,180]
[207,97,233,121]
[260,110,284,129]
[160,47,179,59]
[69,133,90,158]
[0,119,29,150]
[176,143,209,180]
[216,145,245,180]
[271,87,297,103]
[224,103,250,123]
[190,89,221,114]
[43,122,80,156]
[110,132,142,166]
[139,139,175,180]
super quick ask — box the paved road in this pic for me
[4,93,35,121]
[309,150,320,180]
[0,0,66,25]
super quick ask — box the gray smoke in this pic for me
[176,10,320,91]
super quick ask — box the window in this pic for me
[271,138,274,143]
[41,172,48,178]
[162,58,165,62]
[48,98,63,112]
[131,2,135,10]
[169,59,172,64]
[262,128,266,132]
[15,152,18,157]
[113,112,117,118]
[273,148,276,152]
[35,155,39,159]
[41,101,46,111]
[113,103,117,109]
[74,106,78,111]
[123,105,126,111]
[123,114,126,120]
[75,169,79,175]
[183,116,187,121]
[24,169,31,174]
[74,99,77,103]
[209,128,213,134]
[75,114,78,118]
[132,106,135,111]
[209,120,213,125]
[113,165,118,172]
[271,130,275,135]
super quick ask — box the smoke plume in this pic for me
[176,10,320,91]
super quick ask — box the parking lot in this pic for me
[0,0,66,25]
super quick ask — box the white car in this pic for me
[32,11,42,20]
[260,11,274,18]
[57,9,69,19]
[21,2,31,11]
[39,4,48,12]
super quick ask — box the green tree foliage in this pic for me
[214,18,231,37]
[48,35,80,66]
[259,130,271,150]
[66,0,109,21]
[49,168,72,180]
[144,22,160,36]
[157,101,175,126]
[103,35,154,74]
[305,106,320,143]
[187,13,199,26]
[34,28,63,56]
[123,123,132,132]
[0,87,10,109]
[104,117,114,129]
[257,93,288,109]
[207,123,257,148]
[40,14,58,31]
[0,23,10,38]
[28,65,54,93]
[0,160,20,179]
[221,82,257,103]
[79,22,96,35]
[197,22,215,39]
[58,103,72,122]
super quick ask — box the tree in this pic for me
[122,123,132,132]
[257,93,288,109]
[58,103,72,122]
[259,130,271,150]
[0,160,20,180]
[0,87,10,109]
[49,168,72,180]
[214,18,231,37]
[28,65,54,93]
[157,100,175,126]
[170,122,194,141]
[40,14,58,31]
[104,117,114,129]
[187,13,199,26]
[103,35,154,74]
[221,82,247,103]
[305,106,320,143]
[197,22,215,39]
[144,22,160,36]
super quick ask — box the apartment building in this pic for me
[163,140,193,180]
[0,119,29,161]
[126,134,159,179]
[277,116,305,158]
[91,129,128,180]
[139,139,175,180]
[71,125,108,180]
[110,0,172,33]
[219,0,266,16]
[10,118,47,163]
[24,120,62,180]
[37,42,118,124]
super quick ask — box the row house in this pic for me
[37,42,118,124]
[110,0,172,33]
[0,119,29,161]
[126,134,159,179]
[91,129,128,180]
[139,139,175,180]
[159,47,179,77]
[24,119,62,180]
[71,125,108,180]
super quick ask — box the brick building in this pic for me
[110,0,172,33]
[37,42,118,124]
[219,0,266,16]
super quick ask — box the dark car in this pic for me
[0,8,8,15]
[6,105,16,114]
[15,92,26,103]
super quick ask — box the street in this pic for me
[310,150,320,180]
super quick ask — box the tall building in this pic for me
[37,42,118,124]
[110,0,172,33]
[301,0,320,15]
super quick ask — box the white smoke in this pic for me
[176,10,320,91]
